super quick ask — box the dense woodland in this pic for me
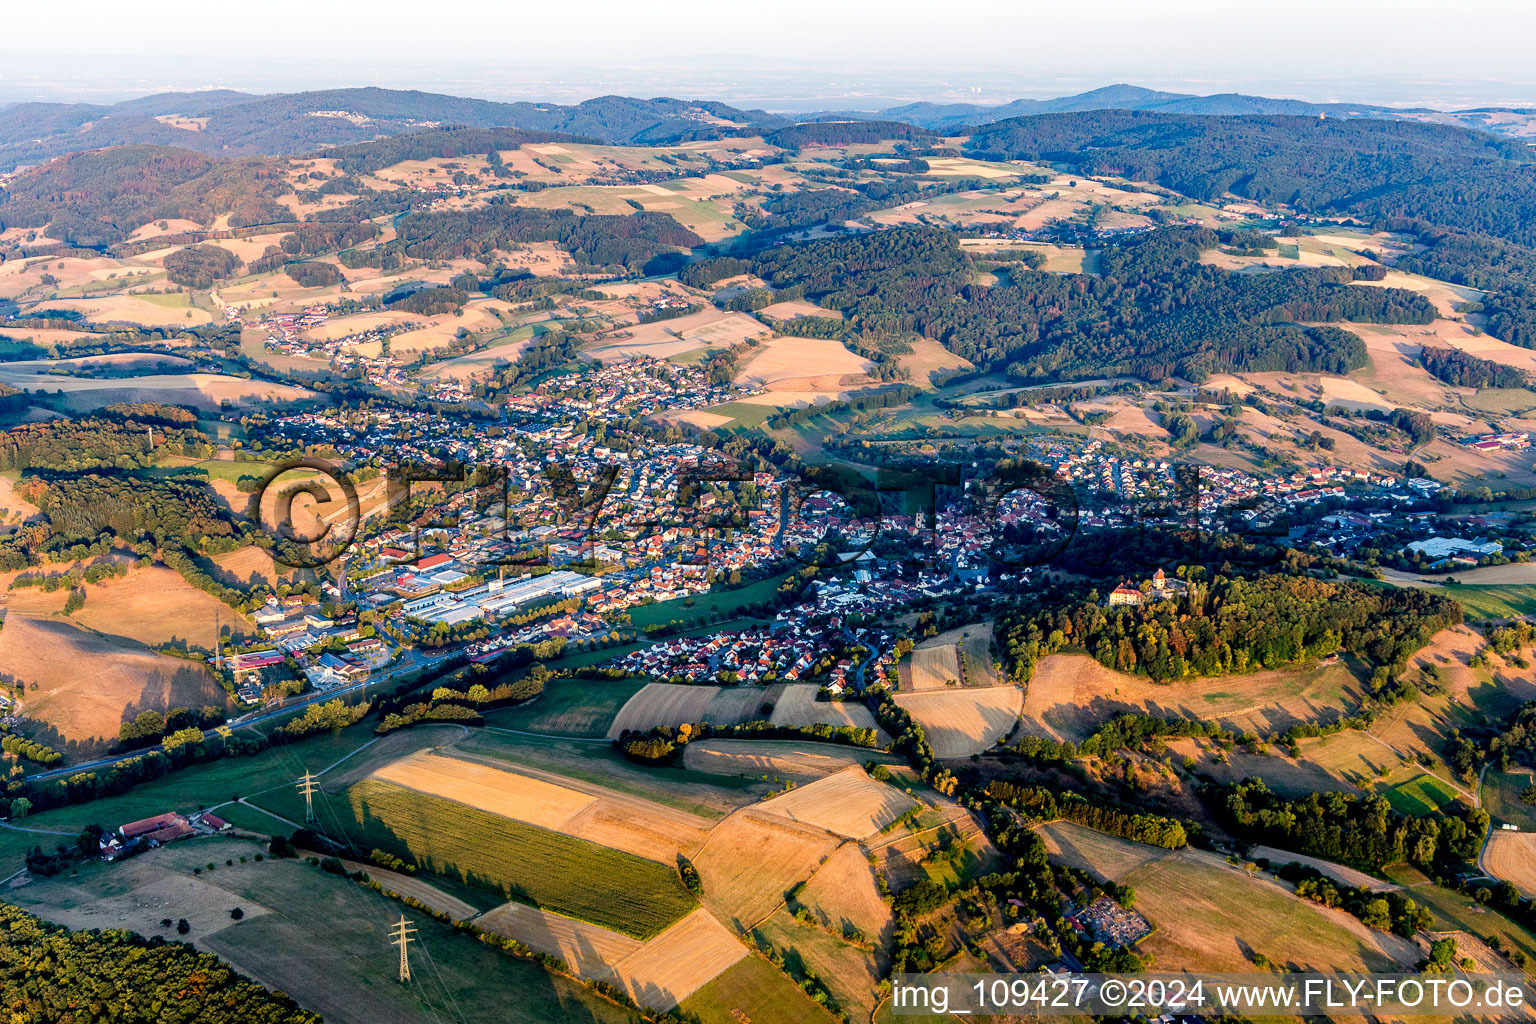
[752,225,1432,381]
[391,204,702,274]
[0,145,294,247]
[0,902,320,1023]
[995,572,1461,682]
[1419,345,1531,389]
[965,111,1536,246]
[0,416,210,471]
[1214,778,1487,874]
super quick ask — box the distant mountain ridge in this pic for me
[0,82,1526,173]
[829,84,1429,130]
[0,88,790,170]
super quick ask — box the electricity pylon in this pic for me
[296,771,318,824]
[390,915,417,983]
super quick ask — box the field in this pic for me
[336,777,696,939]
[448,728,763,820]
[12,563,254,648]
[1483,769,1536,831]
[767,683,886,736]
[734,336,873,392]
[894,685,1022,757]
[682,738,901,779]
[867,797,1000,889]
[1037,822,1418,971]
[585,308,770,360]
[607,908,749,1010]
[487,675,648,736]
[758,765,918,839]
[625,571,796,630]
[1485,832,1536,899]
[0,614,226,749]
[693,808,841,932]
[793,840,895,947]
[605,682,760,737]
[374,749,598,829]
[476,900,642,977]
[8,836,636,1024]
[1021,653,1364,742]
[0,361,315,411]
[680,954,839,1024]
[906,643,961,690]
[1385,869,1536,967]
[1380,772,1463,815]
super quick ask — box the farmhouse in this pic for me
[119,812,194,845]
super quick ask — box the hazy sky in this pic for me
[6,0,1536,107]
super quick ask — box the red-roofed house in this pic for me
[120,812,194,844]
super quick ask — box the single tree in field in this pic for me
[176,919,190,935]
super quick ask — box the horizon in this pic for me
[6,0,1536,110]
[3,66,1536,114]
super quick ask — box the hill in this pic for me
[0,87,788,170]
[965,109,1536,246]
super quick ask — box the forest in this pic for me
[390,203,703,274]
[1213,778,1487,874]
[751,225,1433,381]
[964,110,1536,246]
[0,145,294,247]
[1419,345,1531,389]
[0,902,320,1023]
[995,572,1461,682]
[0,416,211,471]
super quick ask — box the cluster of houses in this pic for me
[1464,430,1531,452]
[504,356,755,422]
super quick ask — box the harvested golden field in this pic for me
[734,337,872,388]
[608,908,748,1010]
[767,683,885,736]
[1021,653,1365,742]
[1037,822,1418,972]
[682,738,899,779]
[477,901,642,978]
[36,294,216,327]
[906,643,961,690]
[0,365,316,411]
[586,308,771,360]
[694,809,840,932]
[428,749,718,861]
[356,301,514,358]
[559,791,715,863]
[897,337,973,386]
[1485,832,1536,899]
[373,750,596,829]
[757,299,840,321]
[759,766,918,839]
[61,564,252,647]
[793,841,894,947]
[606,683,757,738]
[0,615,226,748]
[894,685,1021,757]
[210,546,285,586]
